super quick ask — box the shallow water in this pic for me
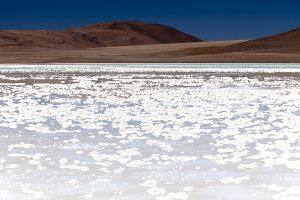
[0,64,300,200]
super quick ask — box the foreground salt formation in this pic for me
[0,64,300,200]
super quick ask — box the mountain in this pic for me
[0,21,202,49]
[190,26,300,57]
[224,27,300,53]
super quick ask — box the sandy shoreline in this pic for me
[3,40,291,63]
[1,40,300,63]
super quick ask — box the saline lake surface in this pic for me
[0,64,300,200]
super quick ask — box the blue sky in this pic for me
[1,0,300,40]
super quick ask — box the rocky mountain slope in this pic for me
[0,21,202,48]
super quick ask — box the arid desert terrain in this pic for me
[0,21,299,63]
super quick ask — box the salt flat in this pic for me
[0,64,300,200]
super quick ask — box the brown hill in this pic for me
[225,27,300,53]
[0,21,202,49]
[192,27,300,55]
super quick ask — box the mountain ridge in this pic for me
[0,21,202,49]
[191,26,300,55]
[225,27,300,53]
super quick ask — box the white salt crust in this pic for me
[0,64,300,200]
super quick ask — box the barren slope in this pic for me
[0,21,202,49]
[226,27,300,53]
[191,27,300,55]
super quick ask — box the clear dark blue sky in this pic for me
[1,0,300,40]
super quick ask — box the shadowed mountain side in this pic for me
[190,27,300,55]
[0,21,202,49]
[225,27,300,54]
